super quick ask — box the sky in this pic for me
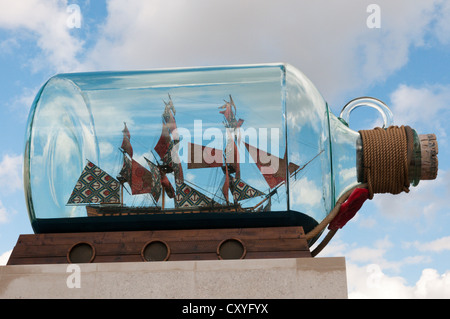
[0,0,449,298]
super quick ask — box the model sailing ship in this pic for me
[67,95,320,217]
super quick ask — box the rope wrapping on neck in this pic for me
[359,126,411,199]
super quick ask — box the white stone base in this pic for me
[0,257,347,299]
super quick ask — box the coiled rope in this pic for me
[359,125,411,199]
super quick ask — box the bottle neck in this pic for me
[356,126,438,197]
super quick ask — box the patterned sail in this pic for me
[175,182,214,208]
[130,159,155,196]
[172,154,184,185]
[144,158,162,202]
[231,178,265,202]
[67,161,121,205]
[154,122,171,159]
[117,154,132,185]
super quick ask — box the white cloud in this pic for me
[433,0,450,45]
[373,170,450,224]
[1,1,448,104]
[99,141,114,157]
[389,84,450,138]
[347,246,387,264]
[414,268,450,298]
[338,167,356,185]
[0,154,21,224]
[409,236,450,253]
[342,236,417,273]
[1,0,447,106]
[0,37,19,55]
[8,85,39,117]
[0,154,23,194]
[0,0,84,73]
[0,250,12,266]
[81,0,442,102]
[290,177,322,207]
[321,235,432,274]
[347,263,413,298]
[325,239,447,298]
[358,216,377,229]
[0,200,9,223]
[357,2,436,82]
[347,263,450,299]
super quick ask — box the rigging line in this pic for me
[213,182,225,202]
[146,192,158,207]
[183,179,219,199]
[210,171,221,197]
[251,149,324,210]
[291,153,322,182]
[146,152,160,166]
[292,149,324,179]
[115,149,124,171]
[121,184,132,196]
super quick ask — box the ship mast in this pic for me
[189,95,273,207]
[117,122,162,206]
[220,95,243,204]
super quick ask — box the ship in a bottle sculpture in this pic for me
[68,94,317,218]
[15,63,437,264]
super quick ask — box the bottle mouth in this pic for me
[417,133,438,181]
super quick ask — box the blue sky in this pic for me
[1,0,450,298]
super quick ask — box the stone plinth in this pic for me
[0,257,347,299]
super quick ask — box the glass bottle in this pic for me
[24,63,438,244]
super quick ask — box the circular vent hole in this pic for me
[142,240,170,261]
[217,238,246,260]
[67,242,95,263]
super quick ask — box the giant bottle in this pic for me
[24,63,438,245]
